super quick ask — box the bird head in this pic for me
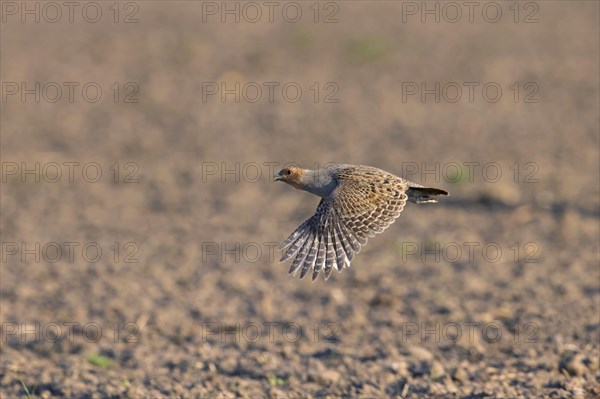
[273,167,305,189]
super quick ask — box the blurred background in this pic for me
[1,1,598,397]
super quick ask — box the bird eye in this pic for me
[286,169,292,175]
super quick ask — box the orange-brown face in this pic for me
[273,167,304,189]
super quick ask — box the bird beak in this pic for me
[273,172,283,181]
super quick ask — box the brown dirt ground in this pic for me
[1,1,599,398]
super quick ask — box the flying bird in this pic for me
[274,164,448,281]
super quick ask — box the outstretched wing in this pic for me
[280,167,409,281]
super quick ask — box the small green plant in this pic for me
[18,378,35,399]
[267,373,288,387]
[346,37,387,63]
[87,354,114,369]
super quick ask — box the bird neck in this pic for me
[300,169,337,198]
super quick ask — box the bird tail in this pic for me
[407,185,449,204]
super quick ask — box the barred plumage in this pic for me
[275,164,448,281]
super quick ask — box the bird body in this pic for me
[274,164,448,281]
